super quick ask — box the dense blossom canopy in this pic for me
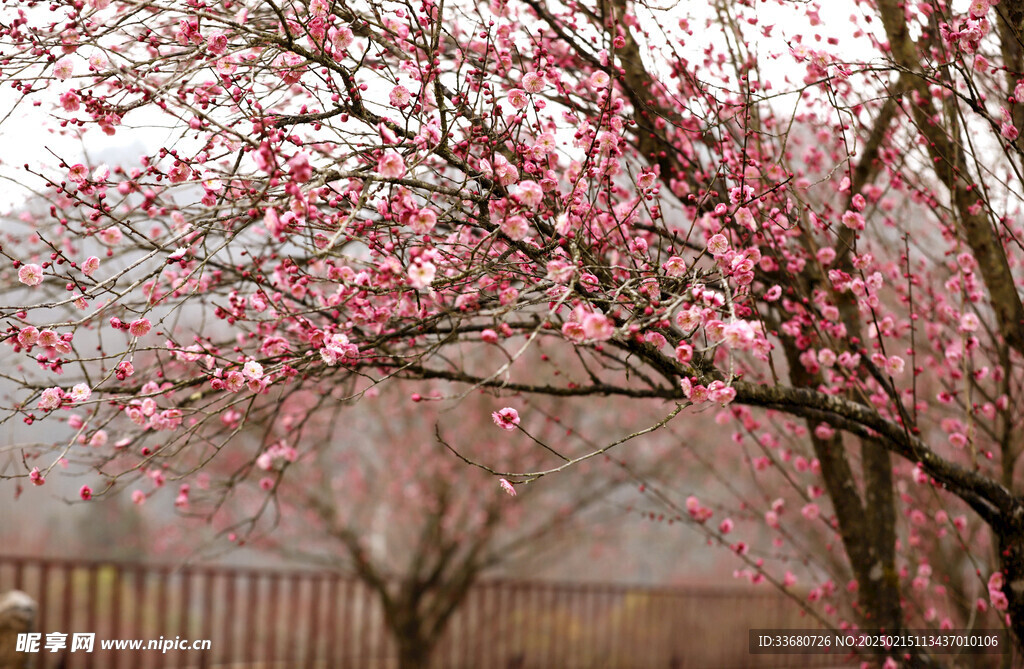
[4,0,1024,663]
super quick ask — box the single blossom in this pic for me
[69,384,91,403]
[82,256,100,277]
[733,207,757,231]
[521,71,545,93]
[377,150,406,179]
[389,85,412,109]
[37,387,64,411]
[515,180,544,208]
[501,215,530,241]
[491,407,520,430]
[17,326,39,347]
[581,313,615,341]
[409,208,437,234]
[507,88,528,109]
[674,343,693,363]
[707,234,729,256]
[98,227,123,245]
[408,260,436,289]
[589,70,610,87]
[53,57,74,80]
[243,360,264,380]
[67,164,88,182]
[88,52,108,70]
[207,31,228,54]
[287,153,312,182]
[225,371,245,392]
[662,256,687,277]
[18,264,43,286]
[128,318,152,337]
[841,210,865,230]
[499,478,517,496]
[492,155,519,185]
[960,312,980,332]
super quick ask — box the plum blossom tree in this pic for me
[3,0,1024,664]
[199,384,629,669]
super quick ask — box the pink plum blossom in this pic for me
[507,88,528,109]
[501,215,530,241]
[662,256,686,277]
[82,256,100,277]
[53,58,74,80]
[390,85,412,108]
[68,384,91,403]
[521,72,545,93]
[98,227,123,245]
[18,264,43,286]
[408,261,436,289]
[491,407,520,430]
[377,150,406,179]
[841,210,865,230]
[243,360,264,380]
[707,234,729,256]
[581,313,615,341]
[37,387,64,411]
[67,164,88,182]
[128,318,152,337]
[515,180,544,208]
[409,208,437,234]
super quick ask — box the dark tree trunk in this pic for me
[394,616,435,669]
[997,525,1024,660]
[396,638,434,669]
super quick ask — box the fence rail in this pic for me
[0,555,847,668]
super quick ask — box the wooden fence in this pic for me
[0,555,852,668]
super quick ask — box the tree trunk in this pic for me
[389,608,436,669]
[395,632,434,669]
[997,526,1024,660]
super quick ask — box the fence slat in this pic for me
[264,573,278,663]
[84,565,97,669]
[244,571,259,666]
[111,565,123,669]
[0,555,921,669]
[305,572,321,666]
[338,577,351,669]
[60,563,73,668]
[358,581,372,667]
[155,568,168,669]
[199,569,214,669]
[133,566,147,669]
[221,570,235,665]
[176,570,190,669]
[286,573,301,663]
[326,574,340,667]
